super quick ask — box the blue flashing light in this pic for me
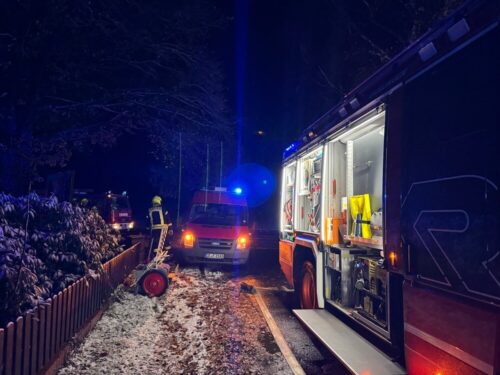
[285,142,298,152]
[283,141,301,159]
[233,187,243,195]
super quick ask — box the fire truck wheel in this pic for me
[299,260,318,309]
[140,269,169,297]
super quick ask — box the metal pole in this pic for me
[219,141,223,203]
[219,141,223,188]
[176,132,182,225]
[205,143,209,207]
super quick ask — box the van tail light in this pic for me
[183,232,195,248]
[236,235,249,250]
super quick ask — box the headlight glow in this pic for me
[183,232,195,248]
[236,235,249,250]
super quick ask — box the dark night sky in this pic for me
[70,1,346,227]
[216,1,347,228]
[230,1,345,162]
[66,0,453,227]
[0,0,466,231]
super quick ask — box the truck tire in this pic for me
[140,269,169,297]
[299,260,318,309]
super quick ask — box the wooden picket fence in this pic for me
[0,242,144,375]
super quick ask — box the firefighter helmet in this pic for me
[152,195,162,206]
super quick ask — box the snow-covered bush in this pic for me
[0,193,122,325]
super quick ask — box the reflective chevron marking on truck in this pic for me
[483,251,500,288]
[413,209,470,287]
[402,175,500,301]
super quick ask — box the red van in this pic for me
[176,188,251,265]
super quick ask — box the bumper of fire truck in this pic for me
[176,239,250,265]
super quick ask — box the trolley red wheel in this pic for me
[141,269,169,297]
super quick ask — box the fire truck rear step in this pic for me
[293,309,405,375]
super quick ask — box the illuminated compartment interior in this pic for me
[323,109,389,336]
[295,147,323,233]
[281,162,296,235]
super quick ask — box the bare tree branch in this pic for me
[0,0,231,171]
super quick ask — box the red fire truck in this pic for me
[102,192,135,232]
[279,1,499,374]
[74,190,135,232]
[176,187,251,265]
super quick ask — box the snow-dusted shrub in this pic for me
[0,193,122,325]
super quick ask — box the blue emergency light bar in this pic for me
[283,141,301,160]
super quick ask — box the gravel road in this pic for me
[58,266,292,375]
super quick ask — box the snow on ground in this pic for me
[58,267,292,375]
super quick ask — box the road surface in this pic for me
[58,249,347,375]
[242,250,348,375]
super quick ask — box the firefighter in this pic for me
[150,195,163,227]
[148,195,172,260]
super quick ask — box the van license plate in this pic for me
[205,253,224,259]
